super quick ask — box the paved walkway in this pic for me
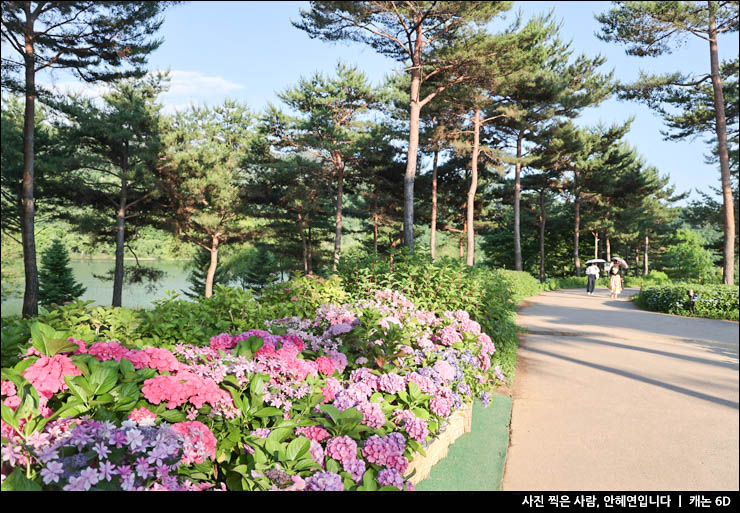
[503,287,739,491]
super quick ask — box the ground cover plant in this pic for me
[1,287,505,491]
[634,284,739,321]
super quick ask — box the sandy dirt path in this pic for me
[502,287,739,491]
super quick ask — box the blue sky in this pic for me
[38,1,739,204]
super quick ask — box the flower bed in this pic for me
[1,289,503,491]
[634,284,739,321]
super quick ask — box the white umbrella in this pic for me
[612,256,629,268]
[585,258,606,264]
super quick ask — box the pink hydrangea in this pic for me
[478,333,495,355]
[68,338,87,355]
[315,356,335,376]
[128,407,157,425]
[172,421,217,464]
[402,417,429,443]
[23,354,82,399]
[430,397,453,418]
[2,380,20,410]
[433,361,456,383]
[356,401,386,429]
[295,425,330,442]
[1,380,16,398]
[405,372,437,395]
[349,368,379,391]
[325,436,358,464]
[377,373,405,394]
[438,325,463,346]
[321,378,342,403]
[141,371,235,413]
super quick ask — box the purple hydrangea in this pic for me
[343,458,366,483]
[377,468,405,489]
[479,391,492,408]
[305,471,344,491]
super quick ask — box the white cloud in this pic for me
[35,69,245,111]
[165,70,244,98]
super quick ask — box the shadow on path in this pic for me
[524,345,739,410]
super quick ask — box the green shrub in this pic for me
[634,283,739,321]
[492,269,541,302]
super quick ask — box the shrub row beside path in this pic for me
[503,287,739,490]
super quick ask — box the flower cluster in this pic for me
[23,354,82,399]
[27,418,205,491]
[141,371,237,417]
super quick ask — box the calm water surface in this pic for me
[1,260,194,317]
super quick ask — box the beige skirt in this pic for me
[610,274,622,293]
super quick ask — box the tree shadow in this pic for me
[523,345,739,410]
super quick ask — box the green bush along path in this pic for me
[503,287,739,490]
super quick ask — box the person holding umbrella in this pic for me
[609,257,627,298]
[585,258,604,295]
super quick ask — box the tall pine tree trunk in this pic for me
[373,190,379,257]
[606,235,611,262]
[513,131,524,271]
[332,159,344,271]
[298,213,308,275]
[112,173,127,307]
[204,235,219,298]
[21,9,38,318]
[574,189,581,276]
[708,2,735,285]
[592,232,599,259]
[430,149,438,260]
[643,235,649,276]
[307,219,313,275]
[403,29,423,251]
[573,168,581,276]
[539,189,547,283]
[460,219,466,260]
[466,108,480,266]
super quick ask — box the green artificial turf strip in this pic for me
[415,394,512,491]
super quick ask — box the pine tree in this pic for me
[596,0,739,284]
[1,1,176,317]
[293,1,513,251]
[38,238,86,308]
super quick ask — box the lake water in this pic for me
[1,260,195,317]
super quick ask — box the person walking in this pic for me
[609,260,623,299]
[586,262,600,295]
